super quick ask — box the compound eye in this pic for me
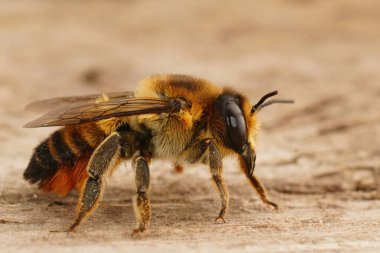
[225,102,247,152]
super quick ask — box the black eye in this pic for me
[225,102,247,152]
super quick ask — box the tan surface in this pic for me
[0,1,379,252]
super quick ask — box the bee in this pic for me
[23,74,293,237]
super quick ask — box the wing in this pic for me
[24,94,180,128]
[25,91,135,113]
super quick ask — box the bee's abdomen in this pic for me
[23,139,59,184]
[23,124,106,189]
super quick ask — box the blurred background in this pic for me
[0,1,379,252]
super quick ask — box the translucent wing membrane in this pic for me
[24,93,179,128]
[25,91,135,113]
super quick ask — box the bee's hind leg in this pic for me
[131,155,151,238]
[68,132,122,233]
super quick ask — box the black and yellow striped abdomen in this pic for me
[24,123,108,189]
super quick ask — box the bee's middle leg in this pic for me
[208,141,229,223]
[68,132,121,232]
[131,155,151,237]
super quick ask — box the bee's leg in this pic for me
[173,162,184,173]
[248,174,278,210]
[68,132,121,232]
[240,151,278,210]
[131,155,151,237]
[208,141,229,223]
[181,139,229,222]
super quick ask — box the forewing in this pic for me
[24,96,176,128]
[25,91,135,113]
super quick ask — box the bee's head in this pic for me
[213,89,293,175]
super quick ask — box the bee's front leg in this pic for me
[181,139,229,223]
[238,149,278,210]
[131,155,151,238]
[172,161,184,173]
[68,132,122,233]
